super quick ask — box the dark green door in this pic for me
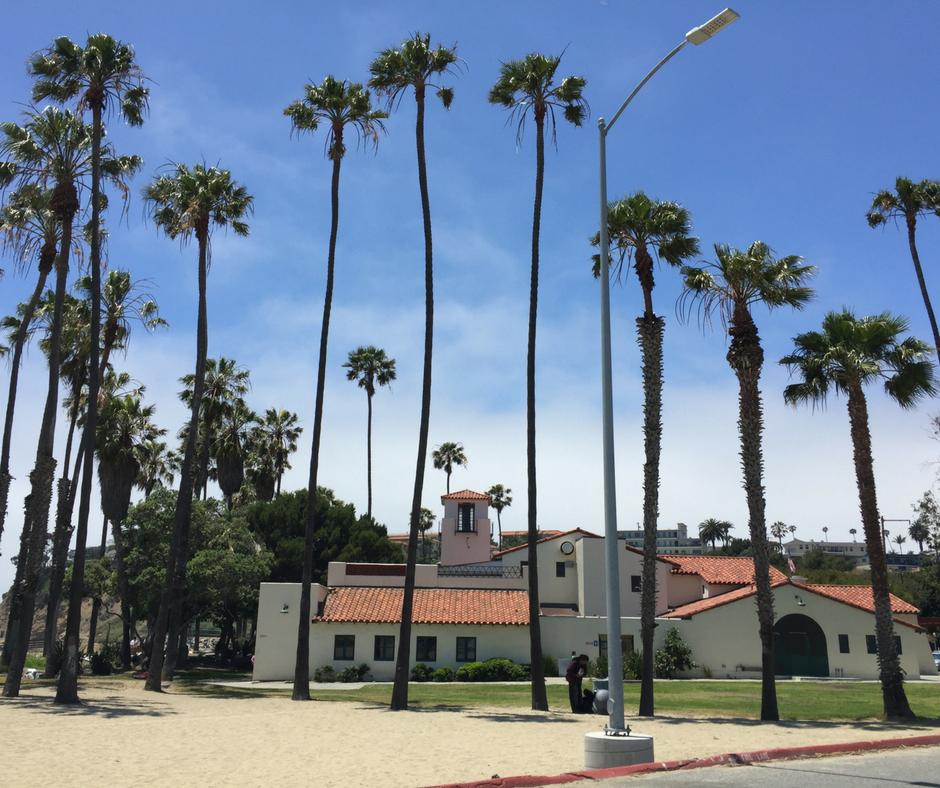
[774,614,829,677]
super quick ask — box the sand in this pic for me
[0,681,937,787]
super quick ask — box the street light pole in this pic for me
[596,8,739,733]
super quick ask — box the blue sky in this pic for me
[2,1,939,590]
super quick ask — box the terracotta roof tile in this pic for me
[314,586,528,626]
[795,583,919,615]
[440,489,490,502]
[663,580,789,618]
[663,555,788,585]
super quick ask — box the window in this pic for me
[374,635,395,661]
[416,636,437,662]
[895,636,902,655]
[866,635,877,655]
[556,561,566,578]
[457,503,476,532]
[598,635,634,659]
[456,636,477,662]
[838,634,849,654]
[630,575,642,593]
[334,634,355,661]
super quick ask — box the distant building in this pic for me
[619,522,703,555]
[783,538,868,565]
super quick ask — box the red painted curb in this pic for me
[421,732,940,788]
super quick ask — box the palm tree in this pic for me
[0,107,138,697]
[682,240,814,721]
[486,483,512,550]
[822,526,829,542]
[136,439,176,499]
[432,442,467,494]
[30,33,148,705]
[284,75,385,701]
[594,193,698,716]
[782,309,935,719]
[258,408,302,497]
[770,521,789,550]
[213,398,256,510]
[850,527,858,542]
[698,518,731,551]
[490,51,587,714]
[866,178,940,365]
[894,534,907,553]
[143,163,252,691]
[370,34,457,711]
[910,491,938,553]
[343,346,396,517]
[417,506,436,560]
[0,185,61,547]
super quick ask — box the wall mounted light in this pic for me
[280,603,290,614]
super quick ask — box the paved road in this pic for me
[601,746,940,786]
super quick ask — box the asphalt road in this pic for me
[601,746,940,786]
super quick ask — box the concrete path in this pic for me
[605,746,940,786]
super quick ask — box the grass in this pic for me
[173,668,940,721]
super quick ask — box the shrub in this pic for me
[455,658,528,682]
[90,642,121,676]
[654,628,695,679]
[45,640,83,677]
[543,654,559,678]
[411,663,434,682]
[624,649,643,680]
[337,663,371,683]
[313,665,336,683]
[590,655,607,679]
[432,666,455,682]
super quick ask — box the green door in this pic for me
[774,614,829,677]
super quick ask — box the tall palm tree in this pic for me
[909,492,937,552]
[698,518,731,551]
[213,398,256,510]
[490,53,587,712]
[143,163,252,691]
[681,240,814,721]
[417,506,436,561]
[432,441,467,494]
[866,178,940,365]
[894,534,907,553]
[782,309,935,719]
[770,521,789,550]
[822,526,829,542]
[344,346,396,517]
[0,107,138,697]
[486,483,512,550]
[284,75,385,701]
[30,33,148,705]
[370,33,457,711]
[136,439,176,499]
[0,185,61,547]
[850,527,858,541]
[258,408,302,497]
[593,193,698,716]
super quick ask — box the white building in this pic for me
[253,490,936,682]
[783,538,868,564]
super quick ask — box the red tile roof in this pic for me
[314,586,528,626]
[492,528,602,558]
[501,529,562,539]
[441,489,490,502]
[663,580,789,618]
[663,555,788,586]
[794,583,919,615]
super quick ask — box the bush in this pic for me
[313,665,336,683]
[337,663,370,683]
[590,654,607,679]
[543,654,559,678]
[411,663,434,682]
[90,642,121,676]
[654,628,695,679]
[455,658,529,682]
[432,667,455,682]
[624,649,643,680]
[44,640,83,677]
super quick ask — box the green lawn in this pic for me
[177,672,940,722]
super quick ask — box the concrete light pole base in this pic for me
[584,731,654,769]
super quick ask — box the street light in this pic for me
[597,8,739,734]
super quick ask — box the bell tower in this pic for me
[439,490,492,566]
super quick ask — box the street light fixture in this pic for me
[596,8,739,733]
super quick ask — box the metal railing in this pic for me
[437,564,523,579]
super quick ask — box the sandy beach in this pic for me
[1,681,938,787]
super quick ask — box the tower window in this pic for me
[457,503,476,532]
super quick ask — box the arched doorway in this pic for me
[774,613,829,677]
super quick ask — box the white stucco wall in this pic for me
[576,538,672,617]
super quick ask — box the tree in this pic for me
[911,492,938,553]
[489,51,587,713]
[343,346,396,517]
[136,439,177,499]
[143,163,252,691]
[431,442,467,494]
[593,193,698,716]
[782,309,935,719]
[770,521,789,549]
[417,506,436,561]
[487,484,512,550]
[850,528,858,541]
[30,33,148,704]
[370,33,457,711]
[284,75,385,701]
[866,178,940,365]
[256,408,301,497]
[0,107,138,697]
[699,518,732,551]
[682,240,814,721]
[212,398,256,511]
[822,526,829,542]
[894,534,907,553]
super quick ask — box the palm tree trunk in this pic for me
[392,83,434,712]
[846,383,914,719]
[111,517,132,669]
[145,229,209,692]
[728,309,779,721]
[1,534,27,668]
[3,229,71,699]
[86,514,109,654]
[523,114,548,712]
[0,249,55,548]
[292,149,343,701]
[637,313,664,717]
[497,510,502,552]
[366,391,373,518]
[906,217,940,367]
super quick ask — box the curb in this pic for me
[422,733,940,788]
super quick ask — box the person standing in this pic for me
[566,654,589,712]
